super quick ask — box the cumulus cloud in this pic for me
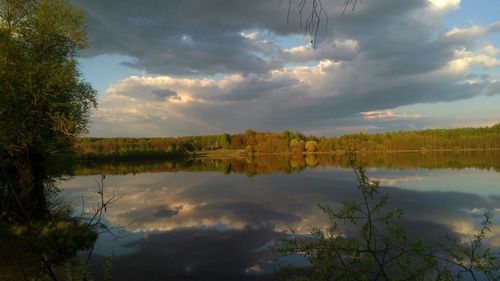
[446,48,500,74]
[74,0,500,136]
[483,44,500,57]
[445,21,500,43]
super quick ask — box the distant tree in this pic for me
[290,138,305,154]
[305,140,318,153]
[0,0,97,221]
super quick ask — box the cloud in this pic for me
[371,176,425,187]
[74,0,299,75]
[446,48,500,74]
[427,0,460,12]
[283,39,359,62]
[361,111,423,120]
[445,21,500,43]
[483,44,500,57]
[151,89,179,100]
[75,0,500,136]
[214,75,299,101]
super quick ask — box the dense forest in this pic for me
[77,124,500,159]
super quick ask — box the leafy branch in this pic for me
[282,151,499,281]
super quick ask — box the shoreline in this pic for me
[73,148,500,163]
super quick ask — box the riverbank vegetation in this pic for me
[76,124,500,160]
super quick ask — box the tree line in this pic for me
[77,124,500,159]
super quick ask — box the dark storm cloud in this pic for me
[74,0,438,75]
[269,77,482,127]
[213,76,298,101]
[73,0,300,75]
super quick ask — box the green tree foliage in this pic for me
[0,0,97,220]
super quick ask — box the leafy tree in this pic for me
[0,0,97,221]
[290,138,305,154]
[305,140,318,153]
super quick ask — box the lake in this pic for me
[59,152,500,280]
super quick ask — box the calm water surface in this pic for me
[60,153,500,280]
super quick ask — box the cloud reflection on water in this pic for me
[61,166,500,280]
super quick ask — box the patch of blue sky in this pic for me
[79,54,143,94]
[274,34,307,49]
[391,94,500,127]
[467,65,497,79]
[444,0,500,46]
[207,73,226,81]
[444,0,500,27]
[283,60,318,68]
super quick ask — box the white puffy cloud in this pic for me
[446,48,500,75]
[483,43,500,57]
[427,0,460,12]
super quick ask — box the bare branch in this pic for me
[282,0,357,48]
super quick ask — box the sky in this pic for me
[74,0,500,137]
